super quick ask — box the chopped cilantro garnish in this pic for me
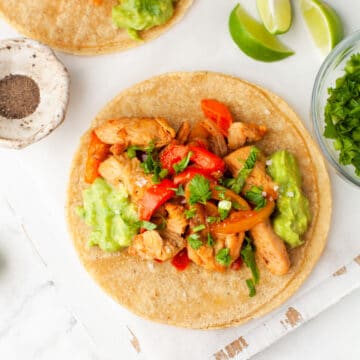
[218,199,232,220]
[207,233,215,246]
[185,207,197,219]
[173,151,193,174]
[246,279,256,297]
[188,233,203,249]
[232,201,241,210]
[140,220,157,230]
[188,174,212,205]
[245,186,267,210]
[214,185,227,200]
[169,184,185,196]
[224,147,259,194]
[215,248,231,266]
[126,145,142,159]
[241,237,260,296]
[206,216,220,224]
[324,53,360,176]
[139,142,167,184]
[193,224,206,232]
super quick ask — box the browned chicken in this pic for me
[224,146,278,199]
[227,122,267,150]
[98,155,152,202]
[176,121,191,144]
[164,204,187,235]
[128,230,185,261]
[250,220,290,275]
[95,118,176,149]
[187,232,245,272]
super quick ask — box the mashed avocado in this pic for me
[112,0,174,40]
[267,150,311,247]
[77,178,140,252]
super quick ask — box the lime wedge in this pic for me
[256,0,292,35]
[300,0,343,55]
[229,4,294,62]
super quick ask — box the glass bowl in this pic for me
[312,30,360,188]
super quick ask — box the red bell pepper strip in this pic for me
[230,257,243,271]
[138,179,176,221]
[201,99,233,137]
[171,248,190,271]
[159,143,189,174]
[173,166,215,185]
[84,131,110,184]
[189,146,226,174]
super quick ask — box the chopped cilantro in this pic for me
[173,151,193,174]
[188,233,203,249]
[185,207,197,219]
[246,279,256,297]
[224,147,259,194]
[169,184,185,196]
[324,53,360,176]
[206,216,220,224]
[218,199,232,220]
[214,185,227,200]
[207,233,215,246]
[188,174,212,205]
[232,201,241,210]
[193,224,206,232]
[140,220,157,230]
[215,248,231,266]
[241,237,260,297]
[126,145,142,159]
[139,142,167,184]
[245,186,267,210]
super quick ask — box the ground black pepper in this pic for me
[0,74,40,119]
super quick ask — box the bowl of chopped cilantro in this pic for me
[312,30,360,187]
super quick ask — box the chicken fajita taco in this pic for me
[67,72,331,328]
[0,0,192,55]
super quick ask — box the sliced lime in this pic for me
[229,4,294,62]
[300,0,343,55]
[256,0,292,35]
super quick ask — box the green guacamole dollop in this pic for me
[267,150,311,248]
[77,178,140,252]
[112,0,174,40]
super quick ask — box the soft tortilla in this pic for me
[66,72,332,328]
[0,0,192,55]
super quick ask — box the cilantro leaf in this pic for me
[245,186,267,210]
[188,174,212,205]
[224,147,259,194]
[168,184,185,196]
[207,233,215,246]
[126,145,142,159]
[188,233,203,249]
[241,237,260,284]
[140,220,157,230]
[206,216,220,224]
[185,207,197,219]
[246,279,256,297]
[193,224,206,232]
[173,151,193,174]
[215,248,231,266]
[139,142,167,184]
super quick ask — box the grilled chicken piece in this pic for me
[187,232,245,272]
[176,121,191,145]
[228,122,267,150]
[98,155,152,202]
[128,230,185,261]
[250,220,290,275]
[224,146,278,199]
[95,118,176,149]
[165,204,187,235]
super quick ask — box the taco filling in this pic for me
[77,99,311,296]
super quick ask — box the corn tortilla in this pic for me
[66,72,332,328]
[0,0,193,55]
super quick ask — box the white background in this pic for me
[0,0,360,359]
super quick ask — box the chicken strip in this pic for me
[224,146,278,199]
[176,121,191,144]
[98,155,152,202]
[95,118,176,149]
[228,122,267,150]
[165,204,187,235]
[250,220,290,275]
[128,230,185,261]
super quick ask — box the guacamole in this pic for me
[77,178,140,252]
[267,150,311,247]
[112,0,174,40]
